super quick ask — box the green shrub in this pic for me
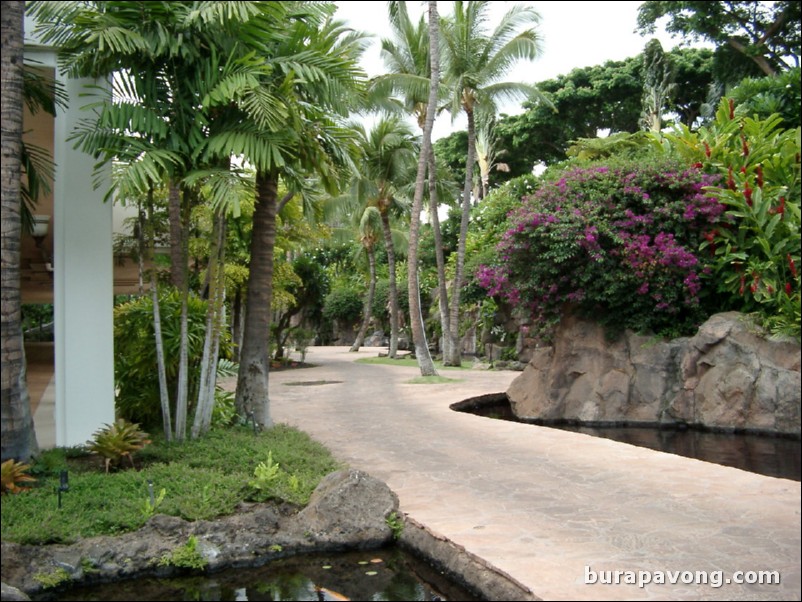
[727,68,801,128]
[661,98,801,337]
[322,286,363,324]
[113,289,231,428]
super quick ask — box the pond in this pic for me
[36,547,481,602]
[453,393,801,482]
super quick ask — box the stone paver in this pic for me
[267,346,801,601]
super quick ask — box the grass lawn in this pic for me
[355,356,471,370]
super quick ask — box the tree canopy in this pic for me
[637,1,801,78]
[435,46,715,181]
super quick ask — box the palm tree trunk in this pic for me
[407,0,441,376]
[235,171,278,428]
[173,188,192,441]
[445,107,476,366]
[192,212,226,438]
[147,189,172,441]
[427,146,450,359]
[168,181,185,290]
[136,206,146,295]
[380,209,400,358]
[1,1,38,462]
[350,244,377,352]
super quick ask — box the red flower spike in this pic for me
[703,142,711,158]
[786,283,793,296]
[741,135,749,157]
[727,167,735,190]
[756,165,763,188]
[743,181,752,206]
[778,197,785,216]
[728,98,735,119]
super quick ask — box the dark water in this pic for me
[453,394,801,482]
[40,547,480,602]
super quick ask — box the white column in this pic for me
[53,73,115,447]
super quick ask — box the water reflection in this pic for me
[43,548,479,602]
[455,395,801,482]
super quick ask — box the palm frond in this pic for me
[183,167,255,218]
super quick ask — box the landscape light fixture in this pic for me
[57,470,69,509]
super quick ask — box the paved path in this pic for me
[266,347,800,601]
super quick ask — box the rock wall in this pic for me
[506,312,801,435]
[0,469,398,598]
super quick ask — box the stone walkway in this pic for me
[264,346,801,601]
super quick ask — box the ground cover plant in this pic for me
[0,425,341,546]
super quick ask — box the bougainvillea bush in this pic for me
[476,158,728,339]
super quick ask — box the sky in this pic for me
[333,1,690,139]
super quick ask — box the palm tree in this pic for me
[380,0,452,366]
[349,207,381,352]
[474,111,510,201]
[221,9,367,426]
[28,0,294,438]
[405,1,442,376]
[29,1,367,431]
[1,0,39,462]
[440,0,543,366]
[347,116,417,359]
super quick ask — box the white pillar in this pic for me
[53,73,115,447]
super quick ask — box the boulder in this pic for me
[293,469,399,548]
[507,312,801,435]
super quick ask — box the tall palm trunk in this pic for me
[428,146,450,359]
[192,212,226,438]
[380,208,400,358]
[173,187,193,441]
[445,107,476,366]
[146,189,172,441]
[350,244,377,352]
[1,1,38,461]
[168,181,185,290]
[235,171,278,428]
[408,0,441,376]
